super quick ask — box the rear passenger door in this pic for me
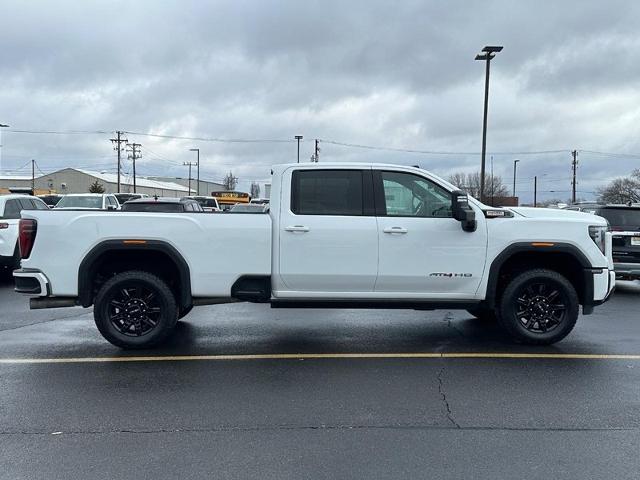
[277,168,378,293]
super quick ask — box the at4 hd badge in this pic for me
[429,273,473,278]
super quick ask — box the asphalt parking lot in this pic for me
[1,272,639,479]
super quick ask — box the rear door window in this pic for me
[291,170,365,216]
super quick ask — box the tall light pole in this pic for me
[0,123,9,173]
[295,135,303,163]
[475,45,503,203]
[183,161,196,194]
[189,148,200,195]
[512,159,520,198]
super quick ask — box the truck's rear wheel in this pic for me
[94,270,178,349]
[499,269,579,345]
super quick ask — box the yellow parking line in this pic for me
[0,352,640,364]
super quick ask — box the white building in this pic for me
[1,168,194,197]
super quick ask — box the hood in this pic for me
[507,207,606,224]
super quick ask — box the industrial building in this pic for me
[0,168,194,197]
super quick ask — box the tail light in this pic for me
[18,219,37,259]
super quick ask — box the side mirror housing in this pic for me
[106,205,117,211]
[451,190,477,232]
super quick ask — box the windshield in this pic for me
[122,203,183,212]
[597,208,640,229]
[56,196,103,209]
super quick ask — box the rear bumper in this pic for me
[13,269,50,296]
[612,262,640,279]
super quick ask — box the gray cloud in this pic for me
[1,0,640,200]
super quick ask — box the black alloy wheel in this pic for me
[514,282,568,334]
[94,270,178,349]
[499,269,579,345]
[108,284,162,337]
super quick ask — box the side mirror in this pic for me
[451,190,477,232]
[107,205,117,211]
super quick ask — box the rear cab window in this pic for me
[291,170,368,216]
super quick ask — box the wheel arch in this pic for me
[78,240,192,311]
[485,242,593,309]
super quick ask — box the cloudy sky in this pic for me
[1,0,639,201]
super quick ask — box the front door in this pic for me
[277,168,378,293]
[374,170,487,298]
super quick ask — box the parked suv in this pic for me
[0,195,49,270]
[594,205,640,280]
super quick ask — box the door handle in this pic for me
[383,227,408,234]
[285,225,310,232]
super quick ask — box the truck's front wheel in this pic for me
[499,269,579,345]
[94,271,178,349]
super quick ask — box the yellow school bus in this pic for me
[211,191,250,211]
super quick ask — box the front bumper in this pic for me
[582,267,615,315]
[13,269,50,296]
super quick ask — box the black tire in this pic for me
[466,305,498,322]
[498,269,579,345]
[94,270,178,349]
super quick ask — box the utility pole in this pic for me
[127,143,141,193]
[475,46,503,203]
[183,162,196,194]
[311,139,320,163]
[31,159,35,194]
[571,150,578,204]
[110,131,128,193]
[189,148,200,195]
[534,176,537,207]
[295,135,303,163]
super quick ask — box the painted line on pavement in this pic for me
[1,352,640,364]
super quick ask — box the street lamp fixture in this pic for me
[189,148,200,195]
[294,135,303,163]
[475,45,503,203]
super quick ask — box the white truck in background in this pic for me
[14,163,614,349]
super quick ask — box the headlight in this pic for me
[589,225,607,254]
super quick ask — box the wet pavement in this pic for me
[1,272,639,479]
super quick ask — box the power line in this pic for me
[122,131,293,144]
[321,139,569,156]
[6,129,109,135]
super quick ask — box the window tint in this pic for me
[19,198,36,210]
[33,199,49,210]
[292,170,364,216]
[122,203,184,212]
[596,208,640,228]
[1,200,21,219]
[380,171,452,218]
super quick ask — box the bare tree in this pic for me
[597,170,640,204]
[223,171,238,191]
[250,181,260,199]
[447,171,509,199]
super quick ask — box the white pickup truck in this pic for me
[14,163,615,348]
